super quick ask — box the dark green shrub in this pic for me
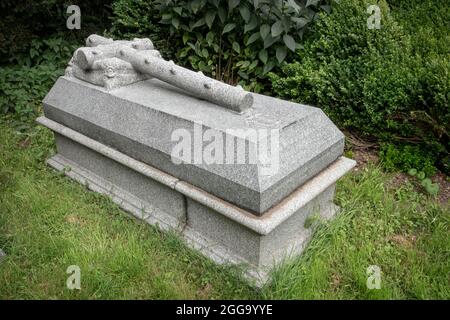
[269,0,449,173]
[387,0,449,56]
[111,0,333,92]
[0,64,61,119]
[109,0,175,59]
[0,36,77,119]
[379,143,436,177]
[0,1,111,119]
[270,0,414,131]
[0,0,112,64]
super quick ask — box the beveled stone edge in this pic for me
[37,116,356,235]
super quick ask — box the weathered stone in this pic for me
[117,45,253,112]
[66,35,158,90]
[67,34,252,112]
[38,34,356,285]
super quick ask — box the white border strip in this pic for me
[37,116,356,235]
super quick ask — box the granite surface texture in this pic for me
[43,76,345,214]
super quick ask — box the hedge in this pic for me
[269,0,449,173]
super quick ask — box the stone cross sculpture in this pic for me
[66,34,253,113]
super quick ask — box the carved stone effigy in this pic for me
[39,34,355,286]
[66,34,252,112]
[65,35,158,90]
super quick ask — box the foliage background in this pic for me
[110,0,334,92]
[269,0,449,174]
[0,1,112,122]
[0,0,448,174]
[0,0,112,64]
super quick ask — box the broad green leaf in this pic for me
[306,0,319,7]
[283,34,296,51]
[191,0,204,13]
[258,49,268,64]
[421,178,432,187]
[417,171,426,180]
[218,6,227,23]
[246,32,260,45]
[263,60,275,74]
[239,5,251,22]
[276,46,287,63]
[171,18,180,29]
[286,0,301,13]
[174,7,183,15]
[320,5,331,13]
[192,18,206,29]
[244,15,258,33]
[260,24,270,40]
[182,34,190,44]
[232,42,241,53]
[222,23,236,34]
[205,11,216,28]
[162,13,172,20]
[198,60,208,71]
[248,60,258,70]
[228,0,240,12]
[206,31,215,45]
[194,41,202,55]
[237,70,249,80]
[425,184,439,195]
[303,6,317,19]
[271,5,283,19]
[187,42,196,50]
[292,17,309,28]
[271,21,284,37]
[30,48,38,58]
[241,61,251,68]
[264,35,279,49]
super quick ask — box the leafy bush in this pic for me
[109,0,175,59]
[387,0,449,56]
[0,0,112,64]
[0,36,77,119]
[379,143,436,177]
[111,0,333,92]
[0,1,111,119]
[269,0,449,173]
[0,65,60,119]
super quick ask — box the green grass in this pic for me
[0,120,449,299]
